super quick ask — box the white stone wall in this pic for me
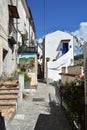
[0,40,3,75]
[0,0,8,50]
[3,45,13,75]
[18,0,26,33]
[18,0,35,45]
[0,0,36,77]
[3,0,19,76]
[38,45,42,64]
[45,30,74,81]
[29,25,35,44]
[26,18,30,45]
[0,0,20,76]
[0,0,9,75]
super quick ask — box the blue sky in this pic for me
[28,0,87,39]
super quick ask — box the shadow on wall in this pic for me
[34,93,72,130]
[0,112,6,130]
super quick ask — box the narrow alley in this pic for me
[6,82,72,130]
[0,0,87,130]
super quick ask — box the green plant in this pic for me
[13,70,31,83]
[24,72,31,83]
[6,77,14,81]
[63,79,85,123]
[0,70,31,84]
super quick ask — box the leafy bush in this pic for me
[23,72,31,83]
[12,70,31,83]
[63,79,85,123]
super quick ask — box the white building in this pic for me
[43,30,74,81]
[17,0,38,87]
[0,0,19,76]
[18,0,36,47]
[0,0,37,80]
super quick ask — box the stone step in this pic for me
[0,90,19,95]
[0,86,19,90]
[0,95,18,100]
[0,82,19,121]
[0,108,16,120]
[0,101,16,106]
[0,80,18,87]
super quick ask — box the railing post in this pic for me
[19,74,24,102]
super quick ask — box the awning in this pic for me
[18,44,38,54]
[60,39,70,42]
[8,5,19,18]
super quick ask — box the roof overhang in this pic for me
[18,44,38,54]
[60,39,70,43]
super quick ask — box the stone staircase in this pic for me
[0,81,19,120]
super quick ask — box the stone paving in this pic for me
[6,83,72,130]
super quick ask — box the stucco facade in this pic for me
[43,30,74,82]
[17,0,37,87]
[0,0,37,80]
[0,0,19,76]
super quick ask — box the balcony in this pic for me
[8,23,17,44]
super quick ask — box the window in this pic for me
[62,42,68,55]
[8,5,19,19]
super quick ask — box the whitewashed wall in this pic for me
[0,0,10,75]
[18,0,27,35]
[18,0,35,45]
[45,30,74,81]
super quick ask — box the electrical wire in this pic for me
[44,0,46,36]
